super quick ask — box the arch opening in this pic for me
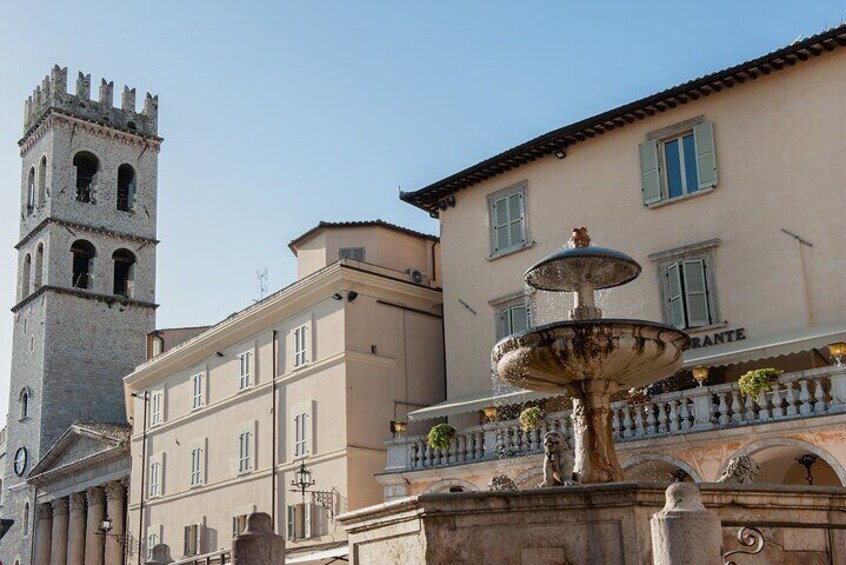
[26,167,35,212]
[117,164,136,211]
[113,248,136,297]
[732,442,844,486]
[37,156,47,205]
[22,254,32,298]
[73,152,98,203]
[71,240,96,289]
[34,244,43,289]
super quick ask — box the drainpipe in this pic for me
[131,391,149,565]
[271,329,278,532]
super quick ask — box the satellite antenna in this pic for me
[256,267,269,302]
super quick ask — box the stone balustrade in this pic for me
[385,366,846,472]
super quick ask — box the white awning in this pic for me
[683,321,846,368]
[286,545,348,564]
[409,388,554,421]
[410,322,846,421]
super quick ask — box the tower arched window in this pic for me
[117,164,136,212]
[22,254,32,298]
[26,167,35,212]
[19,388,29,420]
[22,503,29,536]
[113,248,136,297]
[34,243,44,289]
[38,156,47,205]
[73,152,98,204]
[70,240,96,289]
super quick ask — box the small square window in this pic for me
[650,240,720,331]
[494,297,532,340]
[339,247,365,262]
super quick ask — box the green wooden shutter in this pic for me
[286,507,295,540]
[511,304,528,334]
[682,259,710,327]
[693,122,717,189]
[639,140,662,205]
[492,197,509,252]
[667,263,685,328]
[507,192,525,248]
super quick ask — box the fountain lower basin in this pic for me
[493,319,690,394]
[493,319,689,483]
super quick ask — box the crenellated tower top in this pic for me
[22,65,159,139]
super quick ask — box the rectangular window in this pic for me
[339,247,365,262]
[287,503,327,540]
[148,458,161,498]
[640,120,718,205]
[488,183,528,256]
[665,259,712,329]
[190,446,204,487]
[183,524,202,556]
[238,431,252,474]
[191,373,205,410]
[232,514,249,538]
[294,410,309,458]
[294,325,308,368]
[150,391,163,426]
[238,351,253,390]
[496,301,531,340]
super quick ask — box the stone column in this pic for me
[85,486,106,565]
[49,498,69,565]
[34,503,53,565]
[232,513,285,565]
[650,483,722,565]
[67,491,87,565]
[104,480,127,565]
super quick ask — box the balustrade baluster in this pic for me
[769,384,783,418]
[622,406,634,438]
[612,407,621,440]
[424,443,432,467]
[730,390,743,424]
[785,382,798,416]
[634,405,645,437]
[476,432,484,459]
[743,393,756,422]
[668,399,679,432]
[646,403,656,435]
[717,393,729,426]
[458,435,467,463]
[813,379,827,413]
[657,401,668,433]
[756,390,770,421]
[799,379,812,415]
[680,400,691,431]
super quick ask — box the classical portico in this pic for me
[28,423,131,565]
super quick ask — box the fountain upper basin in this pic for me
[492,319,690,394]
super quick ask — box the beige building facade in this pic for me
[123,221,444,562]
[380,26,846,498]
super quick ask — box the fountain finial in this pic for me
[568,227,591,248]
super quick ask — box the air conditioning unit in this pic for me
[405,267,428,285]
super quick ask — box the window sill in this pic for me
[487,241,536,262]
[191,404,204,412]
[683,321,729,334]
[646,186,715,209]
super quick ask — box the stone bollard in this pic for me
[650,483,722,565]
[145,543,173,564]
[233,512,285,565]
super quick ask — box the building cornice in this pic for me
[401,24,846,212]
[12,285,158,313]
[27,445,129,487]
[19,110,163,153]
[124,263,441,388]
[16,217,159,250]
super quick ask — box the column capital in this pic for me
[68,492,86,514]
[51,497,68,516]
[86,486,105,506]
[36,503,53,520]
[105,479,127,500]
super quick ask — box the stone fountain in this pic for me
[493,228,690,483]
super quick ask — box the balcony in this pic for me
[384,365,846,479]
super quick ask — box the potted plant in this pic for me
[427,423,456,451]
[738,368,782,398]
[518,406,545,431]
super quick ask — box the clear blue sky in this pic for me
[0,1,844,423]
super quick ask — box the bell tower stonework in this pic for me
[1,66,160,565]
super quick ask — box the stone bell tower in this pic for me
[1,66,160,565]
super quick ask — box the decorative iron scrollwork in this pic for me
[723,526,765,565]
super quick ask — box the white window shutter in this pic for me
[682,260,710,327]
[307,402,314,456]
[286,506,295,540]
[639,140,662,205]
[183,526,190,556]
[667,263,685,328]
[693,122,718,189]
[304,503,312,538]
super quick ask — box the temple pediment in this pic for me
[28,422,130,485]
